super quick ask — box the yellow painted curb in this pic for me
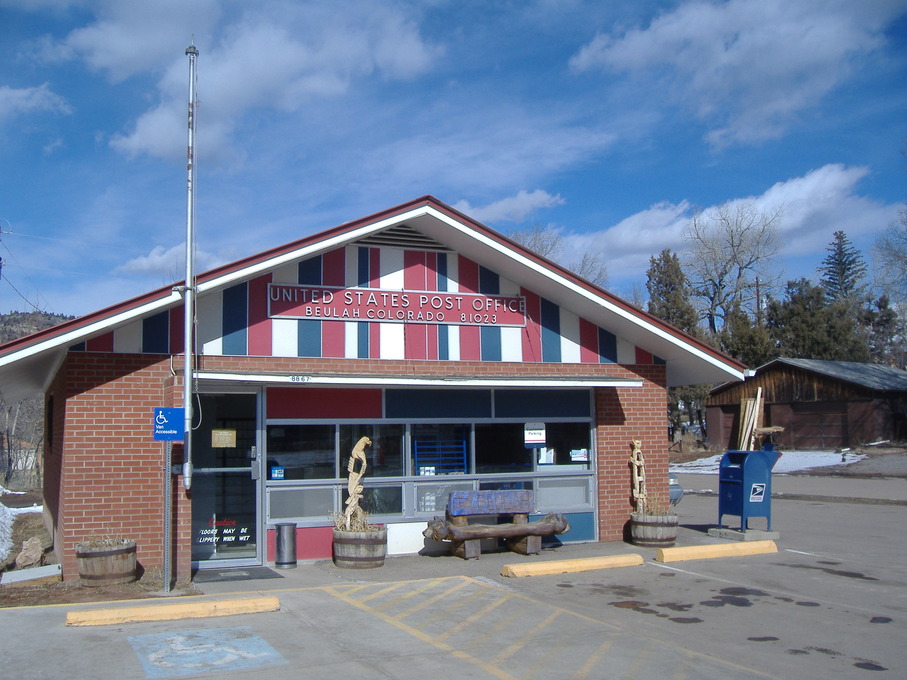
[655,540,777,563]
[65,595,280,627]
[501,554,644,577]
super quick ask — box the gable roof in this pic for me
[766,358,907,392]
[0,196,746,400]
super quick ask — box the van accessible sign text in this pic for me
[268,284,526,327]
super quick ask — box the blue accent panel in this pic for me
[297,320,321,357]
[438,325,449,360]
[436,253,448,291]
[495,389,590,418]
[654,354,666,365]
[598,328,617,363]
[538,512,595,544]
[357,247,370,287]
[478,266,499,294]
[298,257,322,356]
[142,311,170,353]
[481,327,501,361]
[386,389,492,418]
[478,266,501,361]
[297,256,322,284]
[222,283,248,355]
[357,322,369,358]
[540,297,561,362]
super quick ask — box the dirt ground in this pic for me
[0,489,199,608]
[2,441,904,609]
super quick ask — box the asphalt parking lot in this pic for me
[1,477,905,679]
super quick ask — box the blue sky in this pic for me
[1,0,905,317]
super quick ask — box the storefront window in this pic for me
[339,424,404,477]
[537,422,592,469]
[341,485,403,515]
[266,424,336,480]
[412,424,469,475]
[474,423,534,473]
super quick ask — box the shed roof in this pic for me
[767,358,907,392]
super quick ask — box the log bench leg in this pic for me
[451,538,482,559]
[507,534,542,555]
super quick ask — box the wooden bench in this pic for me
[422,490,570,559]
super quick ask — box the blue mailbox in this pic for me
[718,445,782,531]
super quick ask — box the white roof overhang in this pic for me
[0,198,744,401]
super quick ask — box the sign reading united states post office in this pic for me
[268,284,527,327]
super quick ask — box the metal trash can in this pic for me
[718,445,782,531]
[275,522,297,569]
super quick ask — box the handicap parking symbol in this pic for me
[128,627,287,678]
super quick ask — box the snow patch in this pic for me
[670,450,865,475]
[0,499,43,562]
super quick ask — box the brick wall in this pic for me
[49,353,191,582]
[595,365,668,541]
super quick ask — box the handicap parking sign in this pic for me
[154,408,185,441]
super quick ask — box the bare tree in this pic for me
[682,203,782,333]
[570,250,609,288]
[874,206,907,305]
[509,225,609,288]
[2,395,43,488]
[508,224,562,259]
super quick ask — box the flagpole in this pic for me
[183,43,198,492]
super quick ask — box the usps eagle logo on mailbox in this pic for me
[749,483,766,503]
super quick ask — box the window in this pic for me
[474,423,534,473]
[339,424,404,477]
[266,424,335,480]
[537,422,592,469]
[412,424,469,475]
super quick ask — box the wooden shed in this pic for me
[706,358,907,450]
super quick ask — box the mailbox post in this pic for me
[718,445,782,531]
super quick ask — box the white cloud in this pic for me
[560,164,899,287]
[562,200,692,283]
[0,83,71,123]
[570,0,904,148]
[100,1,442,161]
[454,190,565,223]
[357,110,616,196]
[39,0,222,83]
[114,243,221,279]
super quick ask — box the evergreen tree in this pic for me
[646,249,698,332]
[860,295,904,365]
[645,250,708,439]
[766,279,870,361]
[719,302,777,368]
[819,231,867,303]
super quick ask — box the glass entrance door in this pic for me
[191,392,261,566]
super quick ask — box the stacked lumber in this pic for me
[737,387,763,450]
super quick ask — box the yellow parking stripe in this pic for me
[491,609,560,666]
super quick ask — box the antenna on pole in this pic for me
[182,42,199,491]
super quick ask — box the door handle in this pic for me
[249,445,260,480]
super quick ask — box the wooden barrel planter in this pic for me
[75,538,137,587]
[629,513,678,548]
[332,527,387,569]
